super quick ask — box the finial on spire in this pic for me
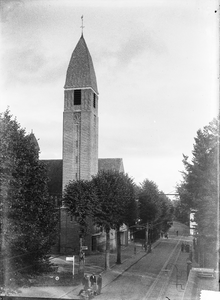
[81,15,84,35]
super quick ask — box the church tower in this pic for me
[62,34,99,190]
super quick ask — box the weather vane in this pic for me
[81,15,85,35]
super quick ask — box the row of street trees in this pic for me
[63,170,137,269]
[63,175,174,272]
[0,109,174,284]
[174,117,219,268]
[138,179,174,243]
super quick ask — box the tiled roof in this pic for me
[40,158,124,196]
[41,159,62,196]
[64,34,98,94]
[98,158,124,173]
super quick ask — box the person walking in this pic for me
[90,273,97,295]
[181,242,184,252]
[78,274,89,296]
[97,274,102,295]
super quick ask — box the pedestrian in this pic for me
[181,242,184,252]
[80,250,85,264]
[97,274,102,295]
[90,273,97,295]
[176,230,178,236]
[193,238,196,249]
[78,274,89,296]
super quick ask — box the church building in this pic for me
[41,31,127,254]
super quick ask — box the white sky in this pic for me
[0,0,219,195]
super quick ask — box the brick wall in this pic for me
[62,88,98,189]
[62,111,75,189]
[62,88,99,253]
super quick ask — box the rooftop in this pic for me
[64,34,98,94]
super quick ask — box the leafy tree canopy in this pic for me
[176,117,219,267]
[139,179,162,224]
[178,118,218,235]
[63,179,98,235]
[92,170,137,230]
[0,110,57,283]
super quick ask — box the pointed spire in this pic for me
[64,34,98,93]
[80,15,84,36]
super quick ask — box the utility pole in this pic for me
[145,223,149,252]
[148,223,152,253]
[78,236,85,279]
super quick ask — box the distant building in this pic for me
[41,32,127,254]
[190,209,197,236]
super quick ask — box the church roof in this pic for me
[98,158,124,173]
[41,158,124,196]
[64,34,98,94]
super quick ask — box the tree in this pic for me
[158,192,174,232]
[177,118,219,268]
[174,184,190,226]
[0,110,58,289]
[62,179,98,275]
[63,179,98,235]
[138,179,174,247]
[139,179,161,225]
[92,170,137,267]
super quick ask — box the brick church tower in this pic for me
[62,33,98,190]
[42,30,125,254]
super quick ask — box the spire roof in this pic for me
[64,35,98,94]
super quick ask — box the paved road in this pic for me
[95,232,189,300]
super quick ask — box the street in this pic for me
[95,224,190,300]
[9,222,192,300]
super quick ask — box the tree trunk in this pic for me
[105,227,110,269]
[145,223,148,251]
[116,227,121,264]
[78,235,84,279]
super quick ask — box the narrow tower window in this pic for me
[93,94,96,108]
[74,90,81,105]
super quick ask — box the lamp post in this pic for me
[148,223,152,253]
